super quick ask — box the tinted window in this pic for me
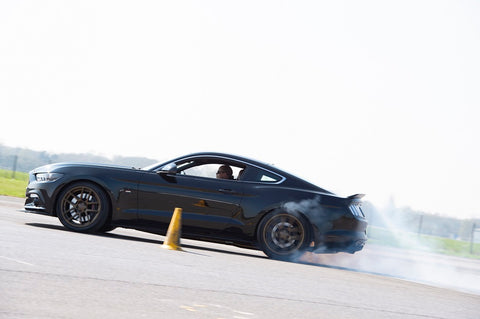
[178,161,244,180]
[243,167,282,183]
[260,173,280,182]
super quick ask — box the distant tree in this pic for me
[0,144,158,172]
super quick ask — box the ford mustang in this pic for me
[24,152,367,260]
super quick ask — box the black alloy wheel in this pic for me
[257,211,311,260]
[56,182,109,232]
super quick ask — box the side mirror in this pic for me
[158,163,178,175]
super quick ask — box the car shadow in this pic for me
[23,223,399,275]
[294,254,419,281]
[295,259,389,277]
[25,222,267,259]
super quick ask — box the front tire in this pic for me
[257,210,311,261]
[56,182,110,233]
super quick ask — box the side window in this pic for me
[260,172,280,182]
[180,163,244,180]
[182,163,217,178]
[242,167,282,183]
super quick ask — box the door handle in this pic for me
[218,188,235,194]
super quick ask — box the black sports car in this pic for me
[24,152,367,260]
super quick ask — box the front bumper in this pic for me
[24,186,56,216]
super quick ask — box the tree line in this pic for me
[362,201,479,242]
[0,144,158,173]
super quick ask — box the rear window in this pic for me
[259,171,281,182]
[244,167,283,183]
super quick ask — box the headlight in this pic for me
[35,173,64,182]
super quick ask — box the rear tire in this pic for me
[257,210,311,261]
[56,182,110,233]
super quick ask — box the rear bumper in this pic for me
[320,230,367,253]
[310,208,368,254]
[308,231,366,254]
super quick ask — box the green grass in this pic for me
[0,169,28,198]
[368,226,480,259]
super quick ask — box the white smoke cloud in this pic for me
[298,206,480,295]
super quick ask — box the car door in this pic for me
[136,170,245,236]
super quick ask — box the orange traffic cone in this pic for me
[162,207,183,251]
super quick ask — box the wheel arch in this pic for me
[53,178,114,223]
[254,206,315,246]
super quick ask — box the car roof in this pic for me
[182,152,275,168]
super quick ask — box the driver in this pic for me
[216,165,234,180]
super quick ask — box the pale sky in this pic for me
[1,1,479,218]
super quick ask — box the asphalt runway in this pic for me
[1,195,479,318]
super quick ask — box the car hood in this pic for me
[30,162,136,173]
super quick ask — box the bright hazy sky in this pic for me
[1,1,479,218]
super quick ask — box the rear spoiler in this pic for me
[348,194,365,200]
